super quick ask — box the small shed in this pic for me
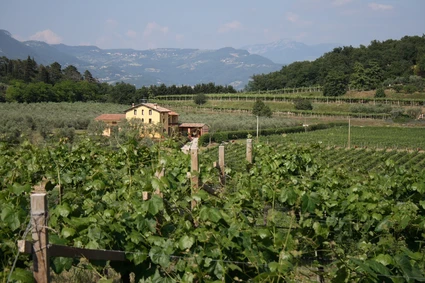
[179,123,209,138]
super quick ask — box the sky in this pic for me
[1,0,424,50]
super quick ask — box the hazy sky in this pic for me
[1,0,424,50]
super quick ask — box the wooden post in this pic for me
[190,147,199,209]
[219,145,225,184]
[154,167,165,198]
[246,139,253,163]
[31,184,50,283]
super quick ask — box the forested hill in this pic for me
[246,35,425,94]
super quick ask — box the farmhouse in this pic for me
[124,102,180,135]
[95,102,208,138]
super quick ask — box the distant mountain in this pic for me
[241,39,337,64]
[23,40,84,66]
[0,29,44,63]
[0,29,283,89]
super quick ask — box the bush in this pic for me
[294,99,313,110]
[375,88,386,98]
[404,84,417,94]
[392,85,403,93]
[194,93,207,105]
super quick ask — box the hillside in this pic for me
[246,35,425,93]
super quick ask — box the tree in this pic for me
[323,71,348,96]
[108,82,136,104]
[48,62,63,84]
[294,99,313,110]
[37,65,50,84]
[23,56,37,83]
[375,88,386,98]
[194,93,207,105]
[252,99,272,117]
[83,70,97,83]
[63,65,82,82]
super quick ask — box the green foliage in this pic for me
[349,104,392,114]
[1,136,425,281]
[375,88,386,98]
[252,99,272,117]
[247,35,425,92]
[404,84,417,94]
[294,98,313,110]
[393,84,403,93]
[323,71,348,96]
[198,122,346,145]
[193,93,207,105]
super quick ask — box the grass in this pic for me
[260,126,425,150]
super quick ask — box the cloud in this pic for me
[217,21,242,33]
[143,22,169,37]
[286,12,299,23]
[332,0,352,6]
[285,12,312,25]
[106,19,118,28]
[126,30,138,39]
[175,34,184,42]
[29,29,62,44]
[368,3,393,11]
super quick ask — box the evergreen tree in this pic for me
[48,62,63,84]
[63,65,82,82]
[83,70,97,83]
[252,99,272,117]
[23,56,37,83]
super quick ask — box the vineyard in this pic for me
[1,136,425,282]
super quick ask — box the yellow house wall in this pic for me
[125,105,169,134]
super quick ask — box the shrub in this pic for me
[294,99,313,110]
[404,84,417,94]
[194,93,207,105]
[375,88,386,98]
[392,84,403,93]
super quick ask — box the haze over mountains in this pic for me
[0,29,336,89]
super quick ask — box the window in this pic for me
[134,109,137,115]
[149,110,152,115]
[149,119,152,124]
[163,118,165,123]
[142,109,144,115]
[141,118,144,123]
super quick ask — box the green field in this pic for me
[262,126,425,149]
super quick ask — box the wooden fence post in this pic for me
[219,145,225,184]
[190,146,199,209]
[31,183,50,283]
[246,139,253,163]
[154,167,165,198]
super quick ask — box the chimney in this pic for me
[132,103,135,107]
[154,103,158,109]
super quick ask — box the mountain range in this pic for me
[242,39,336,64]
[0,29,335,89]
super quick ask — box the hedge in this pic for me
[198,122,347,146]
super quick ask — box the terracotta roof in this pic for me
[179,123,208,128]
[169,111,179,116]
[124,103,171,113]
[95,114,126,121]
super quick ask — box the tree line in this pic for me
[246,35,425,96]
[0,56,236,104]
